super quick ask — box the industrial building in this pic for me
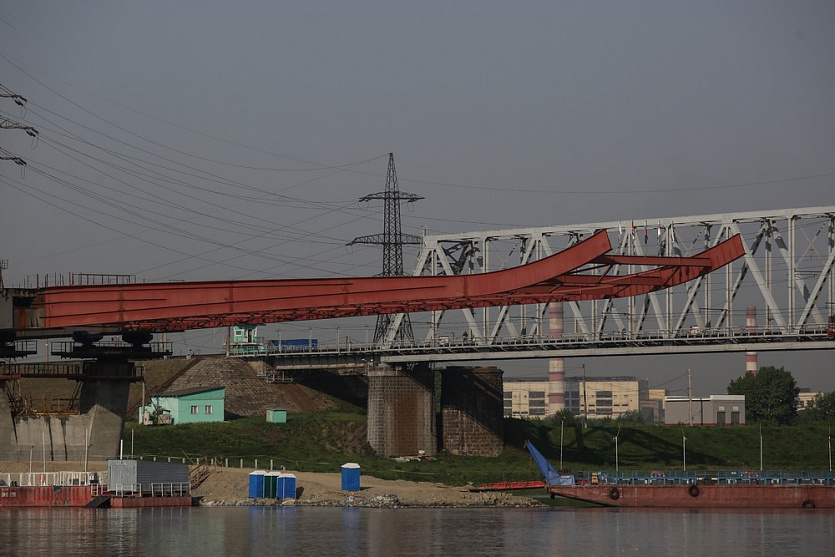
[504,376,665,422]
[664,395,745,426]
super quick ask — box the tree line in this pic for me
[727,365,835,425]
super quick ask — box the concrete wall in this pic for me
[366,366,436,457]
[441,367,504,457]
[0,382,17,460]
[0,363,133,461]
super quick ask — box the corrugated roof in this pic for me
[160,386,225,398]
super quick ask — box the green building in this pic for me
[140,386,225,425]
[266,408,287,423]
[229,324,265,355]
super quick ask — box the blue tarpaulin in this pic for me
[524,441,574,486]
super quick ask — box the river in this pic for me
[1,506,832,556]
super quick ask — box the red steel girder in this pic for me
[31,230,744,333]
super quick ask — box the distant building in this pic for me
[504,376,665,421]
[664,395,745,426]
[797,389,821,411]
[643,388,667,423]
[140,386,225,425]
[565,376,649,420]
[503,380,550,418]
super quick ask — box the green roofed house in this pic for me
[140,387,225,425]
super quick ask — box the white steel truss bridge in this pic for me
[244,205,835,367]
[372,205,835,364]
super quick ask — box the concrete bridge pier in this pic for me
[366,366,436,457]
[0,362,133,461]
[440,367,504,457]
[366,364,505,458]
[77,361,134,460]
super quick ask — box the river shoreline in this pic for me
[194,467,544,508]
[1,461,543,509]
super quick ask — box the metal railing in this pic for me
[230,324,834,360]
[575,470,835,486]
[2,471,104,488]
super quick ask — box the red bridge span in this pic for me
[6,229,743,338]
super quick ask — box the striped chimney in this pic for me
[548,302,566,413]
[746,306,758,375]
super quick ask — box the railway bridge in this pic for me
[2,206,834,460]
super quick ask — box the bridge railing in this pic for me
[237,324,833,358]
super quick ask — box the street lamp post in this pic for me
[560,419,565,471]
[614,425,621,473]
[614,435,619,472]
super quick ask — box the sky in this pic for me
[1,1,834,396]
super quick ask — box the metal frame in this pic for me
[387,206,835,349]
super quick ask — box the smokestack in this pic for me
[746,306,757,332]
[746,351,759,376]
[746,306,758,375]
[548,303,566,414]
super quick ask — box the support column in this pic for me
[548,302,566,415]
[78,361,134,460]
[366,366,436,457]
[441,367,503,457]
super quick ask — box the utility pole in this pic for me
[1,84,35,173]
[349,153,423,345]
[582,363,589,428]
[687,368,693,426]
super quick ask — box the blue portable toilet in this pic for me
[341,463,361,491]
[248,470,266,498]
[277,473,297,499]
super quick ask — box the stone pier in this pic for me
[440,366,504,457]
[366,366,436,457]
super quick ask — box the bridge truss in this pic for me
[378,206,835,362]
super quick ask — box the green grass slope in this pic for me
[125,414,835,487]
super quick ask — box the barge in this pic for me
[524,441,835,509]
[0,460,194,508]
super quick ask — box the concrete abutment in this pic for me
[0,362,133,461]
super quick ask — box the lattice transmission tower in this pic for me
[349,153,424,344]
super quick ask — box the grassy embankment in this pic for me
[124,410,835,487]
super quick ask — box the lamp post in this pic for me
[759,423,763,472]
[613,424,621,472]
[560,418,565,471]
[614,434,619,472]
[683,434,687,472]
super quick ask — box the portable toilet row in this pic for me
[248,470,297,499]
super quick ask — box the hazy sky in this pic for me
[1,1,834,395]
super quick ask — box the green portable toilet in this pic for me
[266,408,287,424]
[264,471,280,498]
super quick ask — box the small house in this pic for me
[140,386,225,425]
